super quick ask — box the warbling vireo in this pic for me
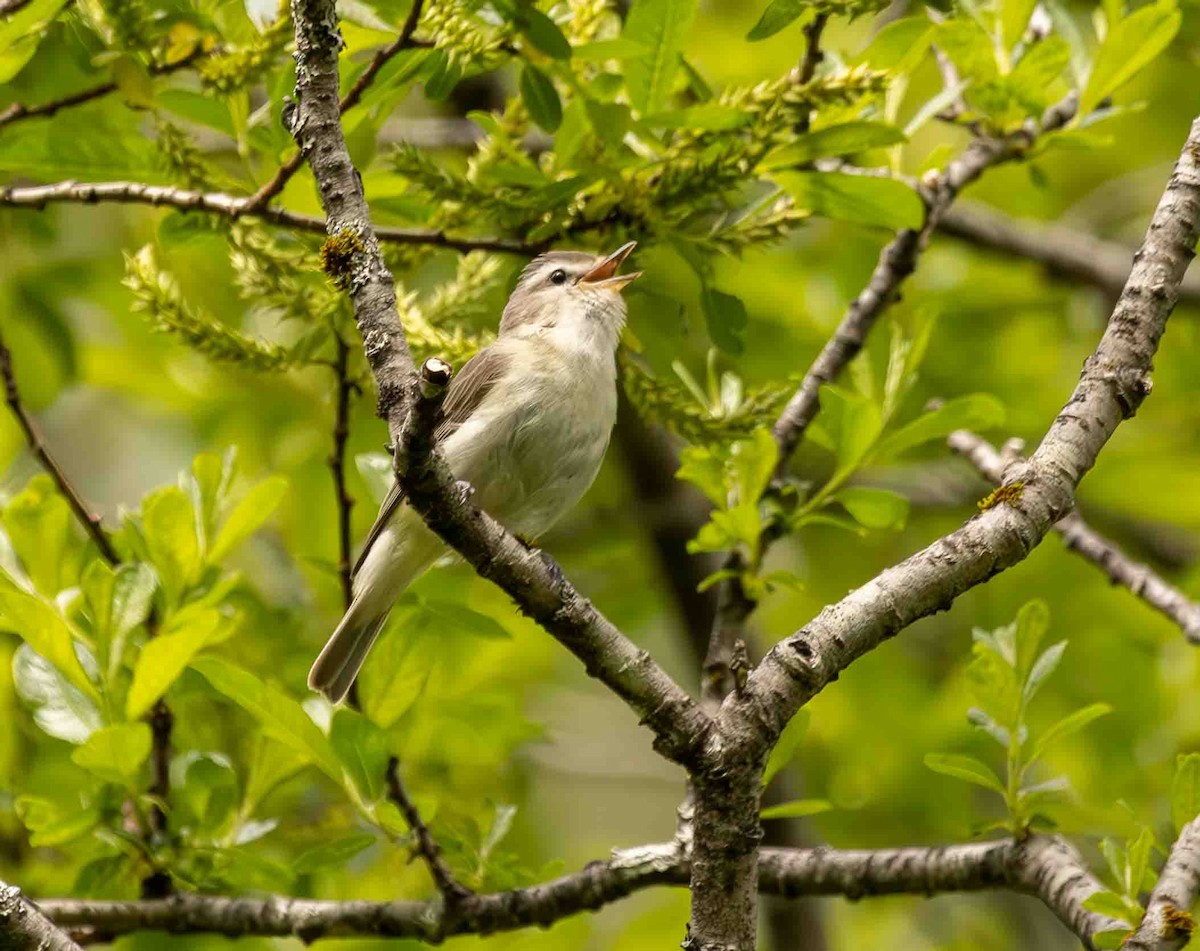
[309,242,641,702]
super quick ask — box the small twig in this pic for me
[330,336,356,611]
[950,430,1200,643]
[0,46,209,132]
[0,180,528,252]
[385,756,472,906]
[0,329,118,564]
[0,881,85,951]
[243,0,427,211]
[1123,818,1200,951]
[794,14,828,135]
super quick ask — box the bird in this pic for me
[309,242,641,703]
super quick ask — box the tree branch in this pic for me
[385,756,472,908]
[285,0,711,767]
[0,180,527,253]
[722,113,1200,758]
[1124,818,1200,951]
[949,430,1200,642]
[0,46,208,132]
[940,203,1200,305]
[0,881,84,951]
[329,336,356,611]
[0,329,118,563]
[701,96,1079,707]
[30,836,1119,945]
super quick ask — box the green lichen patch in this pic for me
[978,482,1024,512]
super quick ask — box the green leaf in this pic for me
[1083,891,1144,927]
[700,288,748,355]
[760,798,833,820]
[71,723,152,788]
[810,387,884,474]
[519,63,563,133]
[572,38,650,62]
[1172,753,1200,832]
[2,475,72,596]
[1080,0,1180,117]
[762,122,908,169]
[142,485,201,606]
[330,707,391,803]
[417,597,511,640]
[967,707,1011,747]
[871,393,1006,461]
[746,0,805,41]
[924,752,1005,793]
[191,655,343,784]
[358,619,433,730]
[424,51,461,101]
[12,642,101,744]
[648,104,750,131]
[730,428,778,505]
[0,573,97,699]
[242,734,308,818]
[15,795,99,847]
[481,803,518,862]
[208,476,287,564]
[1092,929,1134,950]
[1008,36,1071,111]
[1125,827,1154,899]
[858,17,932,73]
[1029,703,1111,764]
[0,0,70,83]
[523,8,572,60]
[622,0,696,115]
[676,445,727,507]
[775,172,924,231]
[127,608,225,720]
[294,833,377,873]
[193,450,236,547]
[763,711,810,787]
[1022,639,1066,705]
[1013,599,1049,680]
[1000,0,1039,50]
[833,487,909,530]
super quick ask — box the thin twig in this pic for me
[0,180,528,252]
[330,336,356,611]
[949,430,1200,642]
[0,329,119,564]
[0,46,209,132]
[385,756,472,906]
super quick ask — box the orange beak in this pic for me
[578,241,640,292]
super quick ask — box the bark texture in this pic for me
[0,883,84,951]
[1124,819,1200,951]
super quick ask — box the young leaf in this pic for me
[1125,827,1155,900]
[207,476,287,564]
[760,799,833,820]
[924,752,1005,793]
[127,608,225,720]
[330,708,391,804]
[519,64,563,133]
[1092,929,1134,950]
[871,394,1005,461]
[967,707,1011,747]
[191,656,343,784]
[774,172,924,231]
[242,734,309,818]
[1014,599,1050,682]
[1080,0,1181,118]
[11,643,101,744]
[833,487,909,530]
[622,0,697,115]
[700,288,748,356]
[1083,891,1144,927]
[746,0,805,42]
[1000,0,1039,50]
[294,833,377,873]
[761,122,907,169]
[1171,753,1200,832]
[0,574,98,700]
[71,723,152,788]
[1022,640,1067,706]
[417,597,511,640]
[1029,703,1111,764]
[523,9,572,60]
[142,485,201,605]
[357,619,434,730]
[2,475,71,597]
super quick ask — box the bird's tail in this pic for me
[308,597,389,704]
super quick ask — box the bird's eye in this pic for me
[549,269,568,286]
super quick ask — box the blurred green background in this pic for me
[2,0,1200,948]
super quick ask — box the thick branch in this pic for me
[0,882,84,951]
[940,203,1200,305]
[0,180,526,253]
[286,1,709,767]
[1124,818,1200,951]
[722,114,1200,757]
[950,430,1200,642]
[32,837,1118,944]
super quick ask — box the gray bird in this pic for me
[309,242,640,703]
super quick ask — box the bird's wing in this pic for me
[351,345,510,580]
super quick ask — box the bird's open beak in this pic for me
[578,241,641,292]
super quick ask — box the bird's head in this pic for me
[499,242,640,352]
